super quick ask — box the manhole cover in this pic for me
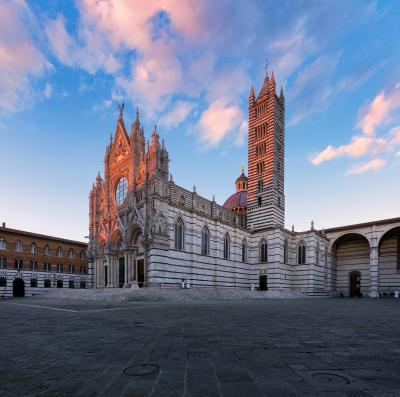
[123,364,159,377]
[311,372,350,386]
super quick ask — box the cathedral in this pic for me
[88,69,400,298]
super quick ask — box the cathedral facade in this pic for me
[88,70,400,298]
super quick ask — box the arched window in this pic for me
[201,226,210,256]
[223,233,230,259]
[178,195,186,208]
[284,239,288,264]
[56,246,63,257]
[30,279,37,288]
[14,259,23,270]
[79,250,86,260]
[44,279,51,288]
[15,240,23,253]
[242,239,247,263]
[69,280,75,289]
[30,242,37,254]
[0,238,6,251]
[259,239,268,263]
[68,248,74,258]
[80,281,86,289]
[0,277,6,287]
[298,244,306,265]
[44,245,50,256]
[316,242,320,265]
[0,258,6,269]
[174,218,184,251]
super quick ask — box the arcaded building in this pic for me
[88,69,400,297]
[0,223,89,297]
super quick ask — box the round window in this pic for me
[115,177,128,205]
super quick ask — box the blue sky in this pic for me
[1,0,400,241]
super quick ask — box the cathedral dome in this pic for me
[223,190,247,210]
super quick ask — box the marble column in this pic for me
[124,251,129,287]
[369,246,379,297]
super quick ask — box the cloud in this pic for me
[396,151,400,158]
[346,158,386,175]
[197,97,244,148]
[234,120,248,147]
[311,82,400,173]
[43,83,52,99]
[356,83,400,136]
[0,1,50,113]
[45,15,120,74]
[159,100,196,128]
[311,136,389,165]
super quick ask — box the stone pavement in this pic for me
[1,295,400,396]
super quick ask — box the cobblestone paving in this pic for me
[1,296,400,396]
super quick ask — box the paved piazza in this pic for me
[1,295,400,396]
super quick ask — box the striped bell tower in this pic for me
[247,69,285,230]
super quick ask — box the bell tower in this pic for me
[247,69,285,230]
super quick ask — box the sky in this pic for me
[1,0,400,241]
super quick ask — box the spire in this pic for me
[270,70,276,94]
[257,72,270,100]
[241,164,245,174]
[249,85,255,99]
[280,86,284,98]
[118,102,124,120]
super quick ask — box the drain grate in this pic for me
[123,364,159,377]
[311,372,350,386]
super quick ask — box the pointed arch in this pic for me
[241,238,247,263]
[223,232,230,259]
[297,241,306,265]
[15,240,23,253]
[201,225,210,256]
[175,217,184,251]
[259,239,268,263]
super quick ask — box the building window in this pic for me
[56,264,63,273]
[0,238,6,251]
[44,263,51,272]
[174,218,184,251]
[69,264,75,274]
[259,240,268,263]
[15,240,23,253]
[68,248,74,259]
[242,239,247,263]
[201,226,210,256]
[30,279,38,288]
[56,247,63,257]
[115,176,128,205]
[316,243,320,265]
[79,251,86,260]
[80,281,86,289]
[298,244,306,265]
[284,239,288,264]
[30,242,37,254]
[0,258,6,269]
[44,279,51,288]
[69,280,75,289]
[31,261,38,271]
[56,279,63,288]
[257,179,263,193]
[258,197,262,206]
[0,277,6,287]
[223,233,230,260]
[14,259,23,270]
[44,245,50,256]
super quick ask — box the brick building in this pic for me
[0,223,89,297]
[87,68,400,297]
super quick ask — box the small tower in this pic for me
[247,67,285,230]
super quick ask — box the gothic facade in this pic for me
[88,70,400,298]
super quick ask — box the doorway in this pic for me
[349,271,361,297]
[259,274,268,291]
[13,278,25,297]
[119,257,125,288]
[104,265,108,287]
[137,259,144,287]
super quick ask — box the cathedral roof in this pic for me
[235,172,248,183]
[223,191,247,210]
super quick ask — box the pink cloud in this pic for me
[0,1,50,112]
[346,158,386,175]
[160,100,196,127]
[357,83,400,136]
[311,136,389,165]
[197,97,243,147]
